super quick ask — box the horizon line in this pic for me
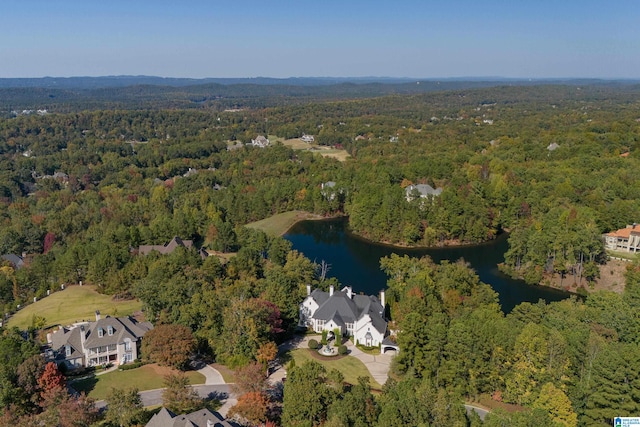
[1,75,639,81]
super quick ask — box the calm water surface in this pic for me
[284,217,569,313]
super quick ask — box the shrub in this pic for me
[338,345,348,355]
[335,329,342,347]
[308,339,319,350]
[119,360,146,371]
[321,330,328,345]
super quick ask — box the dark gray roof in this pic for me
[368,310,388,334]
[146,407,234,427]
[51,316,152,358]
[310,287,386,333]
[313,292,359,324]
[382,336,398,346]
[139,237,194,255]
[84,316,152,349]
[309,289,330,307]
[50,326,84,362]
[1,254,24,269]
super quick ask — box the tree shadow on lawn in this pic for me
[69,374,98,396]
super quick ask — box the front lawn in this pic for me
[290,349,381,389]
[71,364,205,400]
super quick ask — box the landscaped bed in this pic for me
[290,348,381,390]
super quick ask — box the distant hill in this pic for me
[2,75,638,90]
[1,76,638,113]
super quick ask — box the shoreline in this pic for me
[282,212,501,250]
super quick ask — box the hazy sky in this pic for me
[1,0,638,79]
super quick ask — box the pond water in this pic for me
[284,217,570,313]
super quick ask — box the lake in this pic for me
[284,217,570,313]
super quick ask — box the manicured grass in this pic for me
[290,348,381,389]
[211,363,236,384]
[607,250,639,261]
[355,344,381,355]
[8,285,143,330]
[71,364,205,400]
[246,211,322,236]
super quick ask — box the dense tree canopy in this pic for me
[1,83,640,424]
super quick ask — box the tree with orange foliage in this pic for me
[38,362,66,403]
[232,362,268,395]
[256,341,278,371]
[228,391,270,426]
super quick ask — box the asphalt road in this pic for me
[95,384,233,409]
[465,404,489,421]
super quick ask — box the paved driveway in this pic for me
[273,334,394,386]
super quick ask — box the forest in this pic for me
[0,82,640,426]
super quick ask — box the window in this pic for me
[124,340,131,351]
[97,328,103,338]
[107,325,113,336]
[65,345,71,357]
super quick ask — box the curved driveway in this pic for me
[274,335,393,386]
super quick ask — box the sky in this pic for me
[1,0,638,79]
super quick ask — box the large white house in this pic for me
[299,285,387,347]
[405,183,443,202]
[49,312,152,369]
[604,224,640,253]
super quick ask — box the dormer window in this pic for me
[98,328,104,337]
[107,325,113,336]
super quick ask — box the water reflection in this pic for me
[285,217,570,313]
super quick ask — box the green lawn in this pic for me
[607,250,639,261]
[290,349,382,389]
[246,210,316,236]
[8,285,142,330]
[71,364,205,400]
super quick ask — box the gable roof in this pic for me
[146,407,234,427]
[313,291,360,324]
[1,254,24,269]
[406,184,442,197]
[50,316,152,357]
[84,316,153,349]
[310,287,386,332]
[139,237,194,255]
[50,326,84,361]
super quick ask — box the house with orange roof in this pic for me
[604,224,640,253]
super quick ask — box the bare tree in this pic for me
[317,259,331,282]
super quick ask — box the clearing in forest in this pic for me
[7,285,142,330]
[274,135,350,162]
[246,211,325,236]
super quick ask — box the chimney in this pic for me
[346,286,353,299]
[306,284,311,296]
[207,420,214,427]
[80,325,86,346]
[380,290,386,313]
[329,285,334,296]
[95,310,101,321]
